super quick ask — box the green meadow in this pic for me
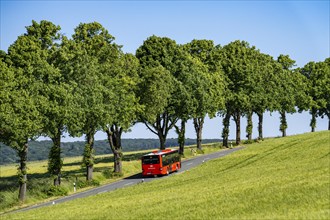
[3,131,330,219]
[0,142,221,213]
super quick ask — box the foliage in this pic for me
[0,41,43,149]
[220,40,258,144]
[275,54,308,136]
[101,169,124,179]
[68,22,123,180]
[1,20,54,201]
[103,52,141,174]
[318,58,330,126]
[44,185,68,197]
[82,143,95,167]
[183,39,225,150]
[299,58,330,131]
[31,21,79,186]
[136,36,185,149]
[76,179,100,188]
[247,52,276,140]
[137,65,175,123]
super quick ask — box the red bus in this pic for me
[142,149,181,177]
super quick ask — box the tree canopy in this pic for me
[300,58,330,131]
[183,39,225,150]
[136,36,184,149]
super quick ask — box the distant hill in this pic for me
[0,138,221,165]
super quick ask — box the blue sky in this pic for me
[1,0,329,141]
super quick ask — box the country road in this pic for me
[11,146,244,214]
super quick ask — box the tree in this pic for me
[221,40,255,145]
[209,45,231,147]
[136,36,183,149]
[137,65,176,150]
[19,20,73,186]
[172,56,209,153]
[70,22,121,181]
[103,53,141,174]
[246,52,277,141]
[1,41,44,202]
[275,54,305,137]
[300,58,330,131]
[183,40,225,150]
[172,77,190,155]
[319,58,330,130]
[253,54,280,140]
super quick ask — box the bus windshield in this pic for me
[142,155,159,164]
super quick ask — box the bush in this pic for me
[102,169,113,179]
[244,140,254,144]
[0,190,19,211]
[102,170,123,179]
[45,185,68,197]
[76,179,100,189]
[196,149,204,154]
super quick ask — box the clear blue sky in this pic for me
[1,0,329,141]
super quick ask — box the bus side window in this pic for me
[162,155,168,166]
[161,151,180,166]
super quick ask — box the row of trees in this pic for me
[1,20,329,202]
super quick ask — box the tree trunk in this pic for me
[246,111,253,141]
[48,130,62,186]
[53,176,60,186]
[194,117,204,150]
[174,119,186,155]
[328,115,330,131]
[113,151,123,173]
[18,142,28,202]
[222,113,230,148]
[84,131,95,181]
[280,111,287,137]
[310,108,317,132]
[158,133,166,150]
[106,125,123,174]
[143,113,178,150]
[232,110,241,145]
[86,165,93,182]
[257,112,263,140]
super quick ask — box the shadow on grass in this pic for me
[61,168,85,178]
[0,172,51,192]
[0,175,18,191]
[217,139,301,173]
[319,152,330,160]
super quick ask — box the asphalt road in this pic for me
[11,146,244,213]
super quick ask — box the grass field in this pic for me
[3,131,330,219]
[0,142,222,213]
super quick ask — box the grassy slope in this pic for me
[5,131,330,219]
[0,144,221,212]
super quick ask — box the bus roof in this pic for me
[143,148,178,156]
